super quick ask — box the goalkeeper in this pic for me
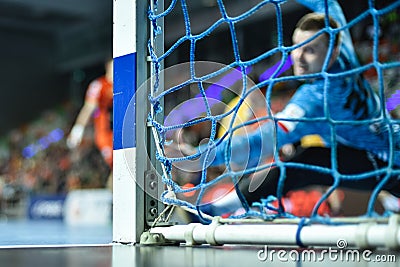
[182,0,400,215]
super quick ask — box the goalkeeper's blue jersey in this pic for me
[206,0,400,168]
[274,58,400,166]
[275,0,400,166]
[208,58,400,168]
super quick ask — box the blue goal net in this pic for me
[146,0,400,225]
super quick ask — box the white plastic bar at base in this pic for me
[150,215,400,249]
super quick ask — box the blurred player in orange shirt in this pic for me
[67,59,113,188]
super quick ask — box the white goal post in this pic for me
[112,0,165,244]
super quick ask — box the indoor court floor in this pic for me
[0,220,399,267]
[1,243,400,267]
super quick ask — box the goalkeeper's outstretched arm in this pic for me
[200,121,276,168]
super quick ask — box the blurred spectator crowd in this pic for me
[0,102,110,218]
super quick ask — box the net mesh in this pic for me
[147,0,400,224]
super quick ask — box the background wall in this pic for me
[0,0,112,134]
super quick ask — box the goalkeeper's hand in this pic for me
[379,192,400,212]
[67,124,84,149]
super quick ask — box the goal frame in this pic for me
[112,0,164,244]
